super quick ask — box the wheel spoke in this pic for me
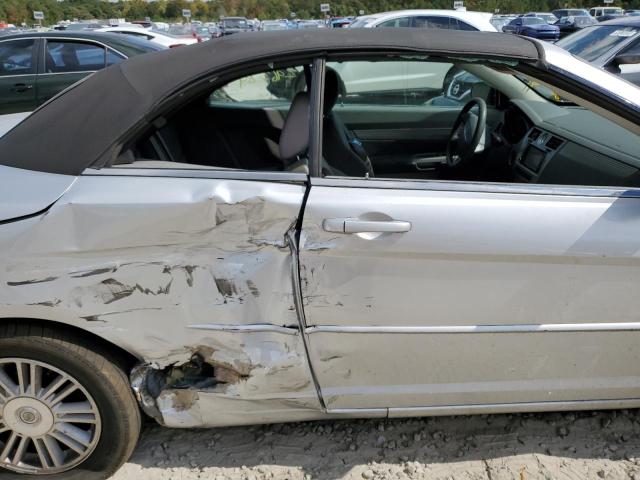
[42,435,64,468]
[54,422,91,448]
[49,384,78,407]
[33,438,51,469]
[0,431,18,462]
[30,363,42,397]
[53,401,94,415]
[0,366,18,397]
[16,361,28,395]
[56,413,97,424]
[12,436,29,465]
[39,374,68,402]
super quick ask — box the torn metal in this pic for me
[0,173,324,427]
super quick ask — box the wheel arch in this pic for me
[0,317,141,372]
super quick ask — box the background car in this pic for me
[261,20,289,31]
[552,8,591,19]
[331,17,354,28]
[523,12,558,24]
[490,14,518,31]
[557,16,640,86]
[503,16,560,40]
[98,25,197,47]
[220,17,254,35]
[63,22,105,31]
[590,6,625,21]
[557,15,598,38]
[347,9,497,31]
[0,31,165,115]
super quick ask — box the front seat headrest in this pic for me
[279,92,310,161]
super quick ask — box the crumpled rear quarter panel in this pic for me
[0,173,322,426]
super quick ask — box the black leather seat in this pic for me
[323,68,374,177]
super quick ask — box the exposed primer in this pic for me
[98,278,173,304]
[70,266,118,278]
[7,276,58,286]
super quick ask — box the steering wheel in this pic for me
[446,98,487,168]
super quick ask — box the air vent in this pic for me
[529,128,542,142]
[545,136,563,150]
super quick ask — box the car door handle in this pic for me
[11,83,33,93]
[323,218,412,234]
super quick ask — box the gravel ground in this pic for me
[112,409,640,480]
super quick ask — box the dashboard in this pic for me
[494,102,640,188]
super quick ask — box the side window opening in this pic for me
[320,57,640,189]
[117,63,311,173]
[0,39,36,76]
[45,41,107,73]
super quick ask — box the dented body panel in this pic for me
[0,170,324,426]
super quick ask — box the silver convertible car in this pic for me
[0,29,640,478]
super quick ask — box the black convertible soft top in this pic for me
[0,29,542,176]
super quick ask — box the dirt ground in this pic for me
[112,409,640,480]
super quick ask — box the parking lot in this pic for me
[2,4,640,480]
[113,410,640,479]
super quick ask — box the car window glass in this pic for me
[320,58,640,190]
[0,39,35,76]
[454,20,477,31]
[106,49,125,66]
[209,67,305,106]
[413,16,451,29]
[45,41,106,73]
[377,17,410,28]
[556,26,640,62]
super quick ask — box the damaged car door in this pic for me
[298,56,640,415]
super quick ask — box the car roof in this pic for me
[0,29,541,176]
[366,10,496,30]
[371,9,493,21]
[599,16,640,26]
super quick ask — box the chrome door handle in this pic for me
[323,218,411,234]
[11,83,33,93]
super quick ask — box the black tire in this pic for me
[0,321,141,480]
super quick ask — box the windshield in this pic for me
[556,25,640,62]
[224,19,248,28]
[523,17,545,25]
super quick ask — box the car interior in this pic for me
[118,55,640,189]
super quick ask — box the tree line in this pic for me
[1,0,638,25]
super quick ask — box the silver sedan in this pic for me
[0,29,639,478]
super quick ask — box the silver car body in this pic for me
[1,34,640,428]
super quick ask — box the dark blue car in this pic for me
[503,16,560,41]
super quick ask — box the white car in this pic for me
[349,9,497,31]
[97,26,197,48]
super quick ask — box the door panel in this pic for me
[0,39,38,114]
[333,104,460,174]
[36,72,90,106]
[299,179,640,410]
